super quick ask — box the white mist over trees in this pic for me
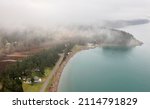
[0,0,149,63]
[0,0,149,92]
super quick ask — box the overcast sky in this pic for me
[0,0,150,28]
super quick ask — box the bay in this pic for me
[58,23,150,92]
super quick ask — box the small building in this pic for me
[34,76,42,83]
[24,76,42,84]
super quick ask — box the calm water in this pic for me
[58,23,150,92]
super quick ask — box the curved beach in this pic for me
[48,45,90,92]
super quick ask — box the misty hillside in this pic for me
[50,25,143,47]
[0,25,142,56]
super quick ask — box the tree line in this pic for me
[0,42,74,92]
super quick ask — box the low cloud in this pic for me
[0,0,149,29]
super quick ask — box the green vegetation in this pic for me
[23,67,51,92]
[0,42,74,92]
[23,83,43,92]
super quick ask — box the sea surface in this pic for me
[58,23,150,92]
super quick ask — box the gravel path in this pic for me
[40,53,64,92]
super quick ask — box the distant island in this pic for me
[104,19,150,28]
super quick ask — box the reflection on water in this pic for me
[102,46,133,53]
[101,47,133,58]
[102,46,133,51]
[58,24,150,92]
[58,44,150,92]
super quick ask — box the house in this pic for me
[34,76,42,83]
[23,76,42,84]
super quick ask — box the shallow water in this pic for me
[58,23,150,92]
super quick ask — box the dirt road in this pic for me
[40,53,64,92]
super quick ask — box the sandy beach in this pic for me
[48,45,96,92]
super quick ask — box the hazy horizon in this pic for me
[0,0,150,29]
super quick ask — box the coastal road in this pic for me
[40,53,64,92]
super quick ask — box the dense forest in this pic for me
[0,42,74,92]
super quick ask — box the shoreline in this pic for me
[48,45,97,92]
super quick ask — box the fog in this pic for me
[0,0,150,29]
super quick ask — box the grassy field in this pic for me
[23,83,43,92]
[23,67,52,92]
